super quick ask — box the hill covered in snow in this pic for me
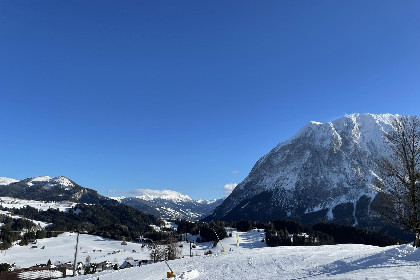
[0,176,117,205]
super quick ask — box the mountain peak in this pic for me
[210,113,406,225]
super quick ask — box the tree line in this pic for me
[0,203,162,250]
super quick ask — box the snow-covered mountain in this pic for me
[0,176,116,205]
[209,113,399,227]
[112,192,223,221]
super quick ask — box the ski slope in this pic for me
[70,243,420,280]
[2,229,420,279]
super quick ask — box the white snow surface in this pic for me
[30,176,53,182]
[26,176,75,189]
[51,176,74,187]
[0,177,19,185]
[0,197,77,212]
[110,196,125,203]
[2,228,420,279]
[69,244,420,280]
[112,190,194,202]
[69,240,420,280]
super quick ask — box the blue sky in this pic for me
[1,0,420,199]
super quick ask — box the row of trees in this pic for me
[176,220,227,242]
[0,203,162,244]
[226,219,398,247]
[0,216,47,250]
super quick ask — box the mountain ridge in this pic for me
[111,195,223,221]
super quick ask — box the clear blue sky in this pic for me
[1,0,419,199]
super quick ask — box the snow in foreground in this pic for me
[2,229,420,279]
[70,243,420,280]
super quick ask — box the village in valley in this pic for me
[0,197,267,279]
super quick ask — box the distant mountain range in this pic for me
[207,113,401,231]
[111,194,223,221]
[0,176,223,221]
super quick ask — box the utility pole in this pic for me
[73,231,80,277]
[190,242,192,257]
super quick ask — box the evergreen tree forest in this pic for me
[0,203,162,249]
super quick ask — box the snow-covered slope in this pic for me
[0,196,76,212]
[0,228,262,269]
[26,176,75,190]
[210,113,398,225]
[0,197,77,228]
[0,177,19,186]
[70,243,420,280]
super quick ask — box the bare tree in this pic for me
[150,245,166,262]
[149,237,182,262]
[166,236,182,260]
[378,116,420,246]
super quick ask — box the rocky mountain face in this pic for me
[0,176,117,205]
[208,114,398,229]
[112,195,223,221]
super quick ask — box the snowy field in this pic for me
[2,228,420,279]
[0,196,77,212]
[70,243,420,280]
[0,229,265,268]
[1,233,149,268]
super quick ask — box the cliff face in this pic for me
[209,114,396,226]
